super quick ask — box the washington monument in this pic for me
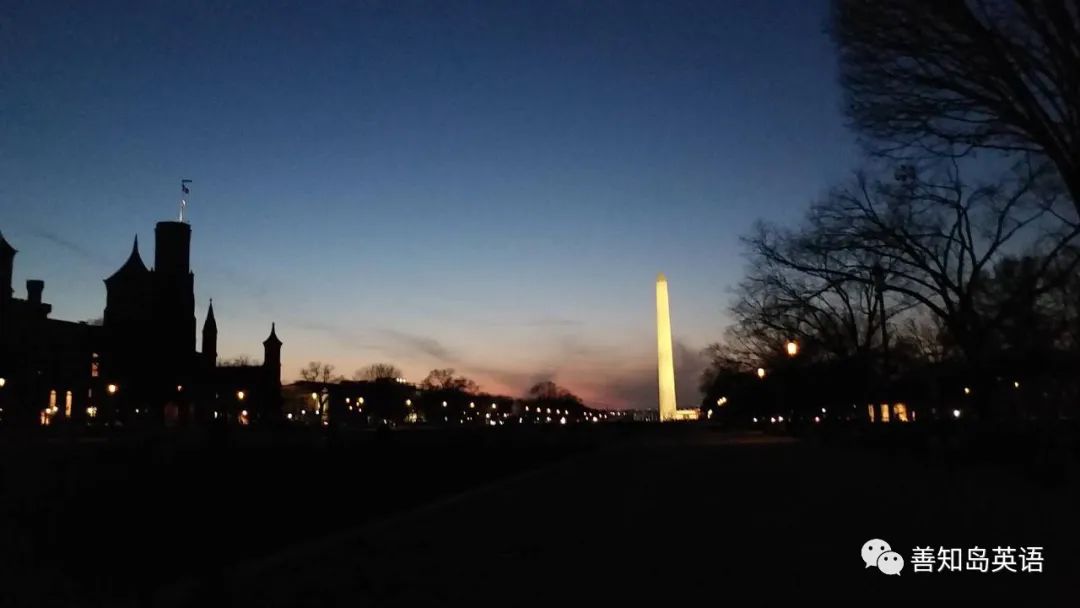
[656,273,677,421]
[656,273,699,422]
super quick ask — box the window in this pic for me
[42,390,59,426]
[893,403,909,423]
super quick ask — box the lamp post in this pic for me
[105,383,119,422]
[784,340,800,422]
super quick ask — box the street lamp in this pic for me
[107,383,118,395]
[757,367,766,380]
[0,377,6,388]
[237,390,245,401]
[785,340,799,357]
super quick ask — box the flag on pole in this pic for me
[181,179,192,195]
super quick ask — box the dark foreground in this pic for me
[3,425,1078,606]
[170,426,1078,606]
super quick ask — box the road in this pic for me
[158,429,1078,607]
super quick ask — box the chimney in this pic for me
[26,279,44,304]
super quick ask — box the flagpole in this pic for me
[180,179,192,222]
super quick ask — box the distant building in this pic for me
[0,216,281,427]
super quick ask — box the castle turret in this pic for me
[0,230,15,301]
[263,323,282,386]
[104,236,151,327]
[202,299,217,367]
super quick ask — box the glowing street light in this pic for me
[953,408,961,419]
[107,383,118,395]
[0,377,6,388]
[757,367,766,380]
[1013,381,1020,389]
[786,340,799,357]
[963,387,972,396]
[237,390,246,401]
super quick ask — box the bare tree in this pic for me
[300,361,339,383]
[420,368,479,393]
[831,0,1080,213]
[221,355,258,367]
[353,363,403,381]
[733,236,915,361]
[527,381,577,401]
[750,162,1080,366]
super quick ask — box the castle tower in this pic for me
[656,273,677,422]
[154,221,191,276]
[102,236,153,412]
[153,221,196,365]
[104,236,151,327]
[0,230,15,301]
[263,323,282,386]
[201,299,217,367]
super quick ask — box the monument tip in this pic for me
[657,272,667,282]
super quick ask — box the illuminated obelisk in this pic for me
[656,273,677,422]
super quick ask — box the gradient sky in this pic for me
[1,0,859,408]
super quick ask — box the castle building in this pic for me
[0,215,282,427]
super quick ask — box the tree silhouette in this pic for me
[832,0,1080,215]
[748,163,1079,366]
[353,363,403,381]
[733,162,1080,416]
[221,355,258,367]
[527,381,576,401]
[420,368,479,393]
[300,361,339,383]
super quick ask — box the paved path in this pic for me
[163,431,1078,606]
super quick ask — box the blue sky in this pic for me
[1,0,859,407]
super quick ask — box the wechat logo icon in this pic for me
[862,538,904,576]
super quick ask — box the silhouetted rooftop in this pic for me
[105,236,149,283]
[0,229,16,256]
[263,322,282,346]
